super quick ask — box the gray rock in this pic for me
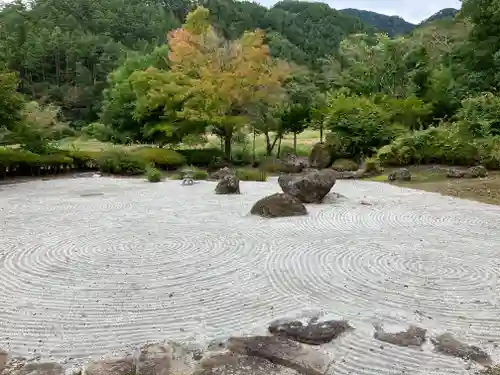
[0,349,7,374]
[227,336,331,375]
[3,363,64,375]
[215,175,240,195]
[466,165,487,178]
[277,155,308,173]
[196,352,299,375]
[308,143,332,170]
[210,167,234,180]
[250,193,307,218]
[135,343,172,375]
[431,333,492,366]
[373,324,426,347]
[269,318,353,345]
[278,169,337,203]
[388,168,411,182]
[446,168,466,179]
[84,356,135,375]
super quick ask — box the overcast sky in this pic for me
[261,0,462,23]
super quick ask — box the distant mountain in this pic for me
[339,7,459,36]
[340,8,414,36]
[420,8,459,25]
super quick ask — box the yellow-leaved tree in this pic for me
[131,6,290,158]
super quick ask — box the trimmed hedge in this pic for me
[0,148,74,178]
[132,147,186,169]
[175,148,224,166]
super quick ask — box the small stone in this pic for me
[388,168,411,182]
[214,175,240,195]
[268,318,353,345]
[431,333,492,366]
[373,324,427,347]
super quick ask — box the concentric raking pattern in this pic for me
[1,177,500,374]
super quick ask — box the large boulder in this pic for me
[215,175,240,195]
[446,168,466,179]
[278,169,337,203]
[210,167,234,180]
[268,317,353,345]
[227,336,331,375]
[135,343,172,375]
[250,193,307,218]
[277,155,308,173]
[308,143,332,169]
[431,333,492,366]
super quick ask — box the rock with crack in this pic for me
[431,333,492,366]
[227,335,331,375]
[215,175,240,195]
[373,324,426,347]
[84,356,135,375]
[268,317,353,345]
[250,193,307,218]
[210,167,234,180]
[388,168,411,182]
[278,169,337,203]
[308,143,332,169]
[2,363,64,375]
[195,352,300,375]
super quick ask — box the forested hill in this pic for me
[340,7,459,36]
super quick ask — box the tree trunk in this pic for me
[224,135,232,161]
[293,132,297,154]
[252,129,256,165]
[265,132,273,156]
[319,123,324,143]
[277,136,282,157]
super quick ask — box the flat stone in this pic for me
[269,318,353,345]
[250,193,307,218]
[373,324,426,347]
[84,356,134,375]
[227,336,330,375]
[196,352,299,375]
[431,333,492,366]
[136,343,172,375]
[4,363,64,375]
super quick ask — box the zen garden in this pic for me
[1,1,500,374]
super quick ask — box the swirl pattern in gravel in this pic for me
[1,177,500,374]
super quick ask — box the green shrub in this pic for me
[363,157,383,174]
[146,167,162,182]
[235,168,268,181]
[0,148,75,177]
[132,147,185,169]
[331,158,358,171]
[67,150,101,169]
[377,125,480,167]
[175,148,224,166]
[97,150,149,175]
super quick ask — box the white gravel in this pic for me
[1,176,500,374]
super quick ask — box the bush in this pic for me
[132,147,185,169]
[175,148,224,166]
[0,148,74,177]
[235,168,268,181]
[331,158,358,171]
[377,125,480,167]
[146,167,162,182]
[97,150,149,175]
[81,122,117,142]
[363,157,383,174]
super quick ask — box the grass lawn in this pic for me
[56,129,323,155]
[370,166,500,205]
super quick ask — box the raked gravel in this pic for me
[1,176,500,374]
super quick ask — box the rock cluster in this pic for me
[0,318,493,375]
